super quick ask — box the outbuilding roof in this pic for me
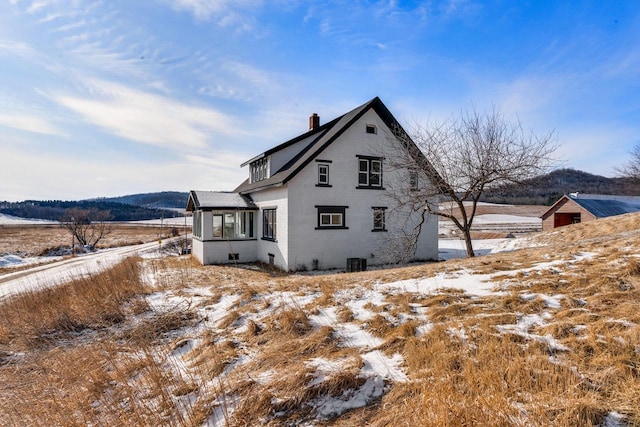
[186,190,257,211]
[571,196,640,218]
[541,193,640,220]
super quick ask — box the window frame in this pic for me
[317,163,330,186]
[409,170,419,190]
[315,205,348,230]
[212,214,224,238]
[250,157,269,183]
[193,210,203,239]
[372,207,387,232]
[262,208,277,241]
[366,124,377,134]
[210,211,255,240]
[356,155,384,189]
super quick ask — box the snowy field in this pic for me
[1,211,638,425]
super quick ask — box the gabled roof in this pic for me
[571,196,640,218]
[234,96,426,194]
[186,190,257,211]
[541,193,640,219]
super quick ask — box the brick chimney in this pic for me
[309,113,320,130]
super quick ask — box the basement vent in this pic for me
[228,253,239,261]
[346,258,367,272]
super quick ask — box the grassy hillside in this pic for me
[1,214,639,425]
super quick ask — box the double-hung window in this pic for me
[315,206,348,230]
[409,170,419,190]
[262,209,276,240]
[317,163,330,186]
[357,156,383,189]
[372,207,387,232]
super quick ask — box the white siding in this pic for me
[250,186,290,270]
[196,106,438,271]
[199,240,257,265]
[286,109,438,270]
[190,209,259,265]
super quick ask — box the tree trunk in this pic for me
[463,229,475,257]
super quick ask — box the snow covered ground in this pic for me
[3,209,638,425]
[0,239,177,300]
[0,213,57,225]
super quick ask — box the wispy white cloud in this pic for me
[166,0,262,31]
[26,1,48,14]
[0,112,62,135]
[196,59,286,102]
[0,144,248,201]
[53,79,239,150]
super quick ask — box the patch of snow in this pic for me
[254,369,278,385]
[306,357,352,386]
[308,307,383,349]
[415,323,434,337]
[0,254,25,267]
[314,376,386,419]
[312,351,406,419]
[0,213,58,225]
[496,312,570,352]
[338,289,387,321]
[601,411,626,427]
[378,269,499,297]
[521,293,564,309]
[360,351,407,383]
[473,214,541,224]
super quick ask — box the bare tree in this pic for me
[61,207,113,250]
[387,105,558,257]
[616,142,640,181]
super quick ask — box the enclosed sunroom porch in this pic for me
[186,191,258,265]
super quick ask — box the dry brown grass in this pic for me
[0,223,181,256]
[2,212,640,426]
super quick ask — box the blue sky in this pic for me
[1,0,639,202]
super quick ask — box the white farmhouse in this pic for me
[186,97,439,271]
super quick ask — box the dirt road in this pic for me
[0,239,173,300]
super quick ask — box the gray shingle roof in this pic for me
[186,190,257,211]
[234,96,427,194]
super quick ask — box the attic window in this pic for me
[250,158,268,183]
[366,124,377,134]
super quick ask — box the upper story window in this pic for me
[357,155,383,189]
[366,124,377,134]
[250,157,268,183]
[318,164,329,185]
[409,170,419,190]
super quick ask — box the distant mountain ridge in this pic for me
[3,171,638,222]
[0,192,189,222]
[482,168,640,205]
[90,191,189,210]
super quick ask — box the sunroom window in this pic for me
[212,211,255,239]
